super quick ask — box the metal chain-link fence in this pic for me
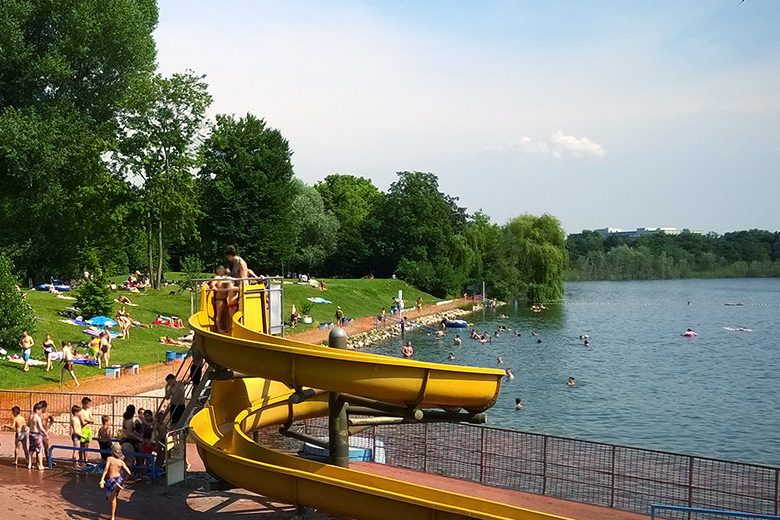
[303,418,779,517]
[0,390,164,437]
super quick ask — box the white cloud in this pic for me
[549,131,606,157]
[492,132,606,159]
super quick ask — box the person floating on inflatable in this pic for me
[681,328,698,337]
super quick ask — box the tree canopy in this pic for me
[2,0,775,305]
[197,113,297,272]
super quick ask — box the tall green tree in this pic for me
[0,0,158,121]
[0,0,159,281]
[198,114,297,272]
[0,256,36,350]
[315,174,384,276]
[290,180,340,273]
[113,71,212,288]
[497,214,568,303]
[373,171,467,296]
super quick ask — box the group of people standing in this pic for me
[7,399,56,470]
[207,246,252,333]
[18,331,81,387]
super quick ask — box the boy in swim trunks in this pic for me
[28,402,45,470]
[70,405,83,464]
[98,415,113,461]
[99,442,131,520]
[78,397,94,462]
[10,406,29,466]
[19,331,34,372]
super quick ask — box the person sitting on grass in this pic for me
[99,443,132,520]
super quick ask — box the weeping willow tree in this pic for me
[496,213,568,303]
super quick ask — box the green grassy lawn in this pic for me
[0,277,435,389]
[0,288,192,390]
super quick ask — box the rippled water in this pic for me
[362,279,780,466]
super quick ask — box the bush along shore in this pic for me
[345,305,482,350]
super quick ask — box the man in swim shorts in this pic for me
[19,331,34,372]
[60,341,80,388]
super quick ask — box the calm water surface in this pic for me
[362,279,780,466]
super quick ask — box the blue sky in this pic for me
[154,1,780,233]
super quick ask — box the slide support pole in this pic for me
[328,327,350,468]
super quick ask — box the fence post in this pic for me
[687,456,694,509]
[423,423,429,472]
[479,427,486,483]
[610,444,616,508]
[542,435,548,496]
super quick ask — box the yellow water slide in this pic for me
[188,286,568,520]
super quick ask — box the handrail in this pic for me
[47,444,160,480]
[650,504,780,519]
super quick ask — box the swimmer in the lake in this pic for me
[447,352,455,361]
[401,341,414,358]
[453,334,462,346]
[567,376,576,387]
[496,356,503,365]
[514,398,523,411]
[505,368,515,381]
[531,331,539,336]
[536,339,542,344]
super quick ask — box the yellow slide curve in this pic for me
[188,298,569,519]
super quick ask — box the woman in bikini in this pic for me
[115,306,133,340]
[42,334,56,371]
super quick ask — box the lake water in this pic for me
[361,278,780,466]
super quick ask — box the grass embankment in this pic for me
[0,277,435,390]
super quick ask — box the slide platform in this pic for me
[188,301,569,519]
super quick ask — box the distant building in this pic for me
[594,227,702,240]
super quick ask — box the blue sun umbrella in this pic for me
[87,316,117,328]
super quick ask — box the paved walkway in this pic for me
[288,298,478,345]
[0,431,647,520]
